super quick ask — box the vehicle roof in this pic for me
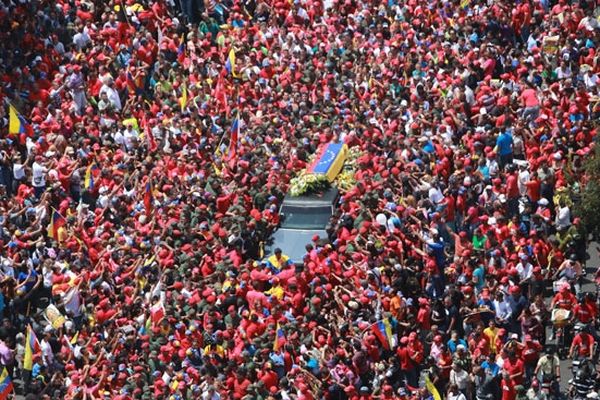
[282,187,339,207]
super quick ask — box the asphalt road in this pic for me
[555,243,600,395]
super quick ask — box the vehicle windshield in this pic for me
[280,204,332,230]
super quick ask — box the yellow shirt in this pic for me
[483,327,498,353]
[265,285,284,300]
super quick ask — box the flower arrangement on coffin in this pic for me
[288,171,331,197]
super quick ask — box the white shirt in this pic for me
[99,84,122,110]
[450,368,469,390]
[516,262,533,281]
[428,186,444,204]
[493,299,512,320]
[72,30,91,51]
[0,258,14,279]
[41,338,54,366]
[123,127,140,149]
[555,206,571,230]
[13,163,25,180]
[487,159,499,177]
[32,162,47,187]
[42,265,53,288]
[518,169,530,196]
[584,72,599,89]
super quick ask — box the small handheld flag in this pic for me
[225,48,239,78]
[23,324,41,371]
[177,34,186,64]
[425,375,442,400]
[84,163,99,190]
[273,323,285,351]
[47,210,66,242]
[179,85,188,112]
[143,181,153,212]
[371,318,394,350]
[8,103,33,136]
[226,111,240,161]
[0,367,13,400]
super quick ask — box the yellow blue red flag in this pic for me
[308,142,348,182]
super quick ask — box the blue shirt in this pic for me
[478,165,490,180]
[496,132,513,156]
[447,338,468,353]
[473,266,485,291]
[481,360,500,376]
[427,241,446,268]
[18,269,37,292]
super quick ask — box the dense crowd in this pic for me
[0,0,599,399]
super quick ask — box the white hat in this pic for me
[538,198,549,206]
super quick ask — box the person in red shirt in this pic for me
[501,371,517,400]
[503,351,525,385]
[525,172,541,203]
[397,336,417,387]
[407,332,425,366]
[570,324,596,360]
[551,285,577,310]
[416,298,431,330]
[521,335,542,382]
[505,167,520,218]
[573,297,595,325]
[259,362,279,390]
[230,368,252,399]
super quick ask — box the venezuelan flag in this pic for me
[177,34,185,63]
[70,331,79,345]
[143,181,153,212]
[84,163,99,190]
[179,85,188,112]
[225,48,239,78]
[308,142,348,182]
[47,210,66,242]
[23,324,41,371]
[226,112,240,161]
[8,103,32,136]
[273,323,285,351]
[0,367,12,400]
[371,318,393,350]
[425,375,442,400]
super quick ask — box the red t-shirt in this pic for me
[525,179,540,202]
[573,333,595,356]
[503,357,525,384]
[506,174,519,199]
[502,378,516,400]
[574,303,595,324]
[396,346,413,370]
[521,342,542,364]
[521,88,539,107]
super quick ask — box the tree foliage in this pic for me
[575,145,600,239]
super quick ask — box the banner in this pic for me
[44,304,66,329]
